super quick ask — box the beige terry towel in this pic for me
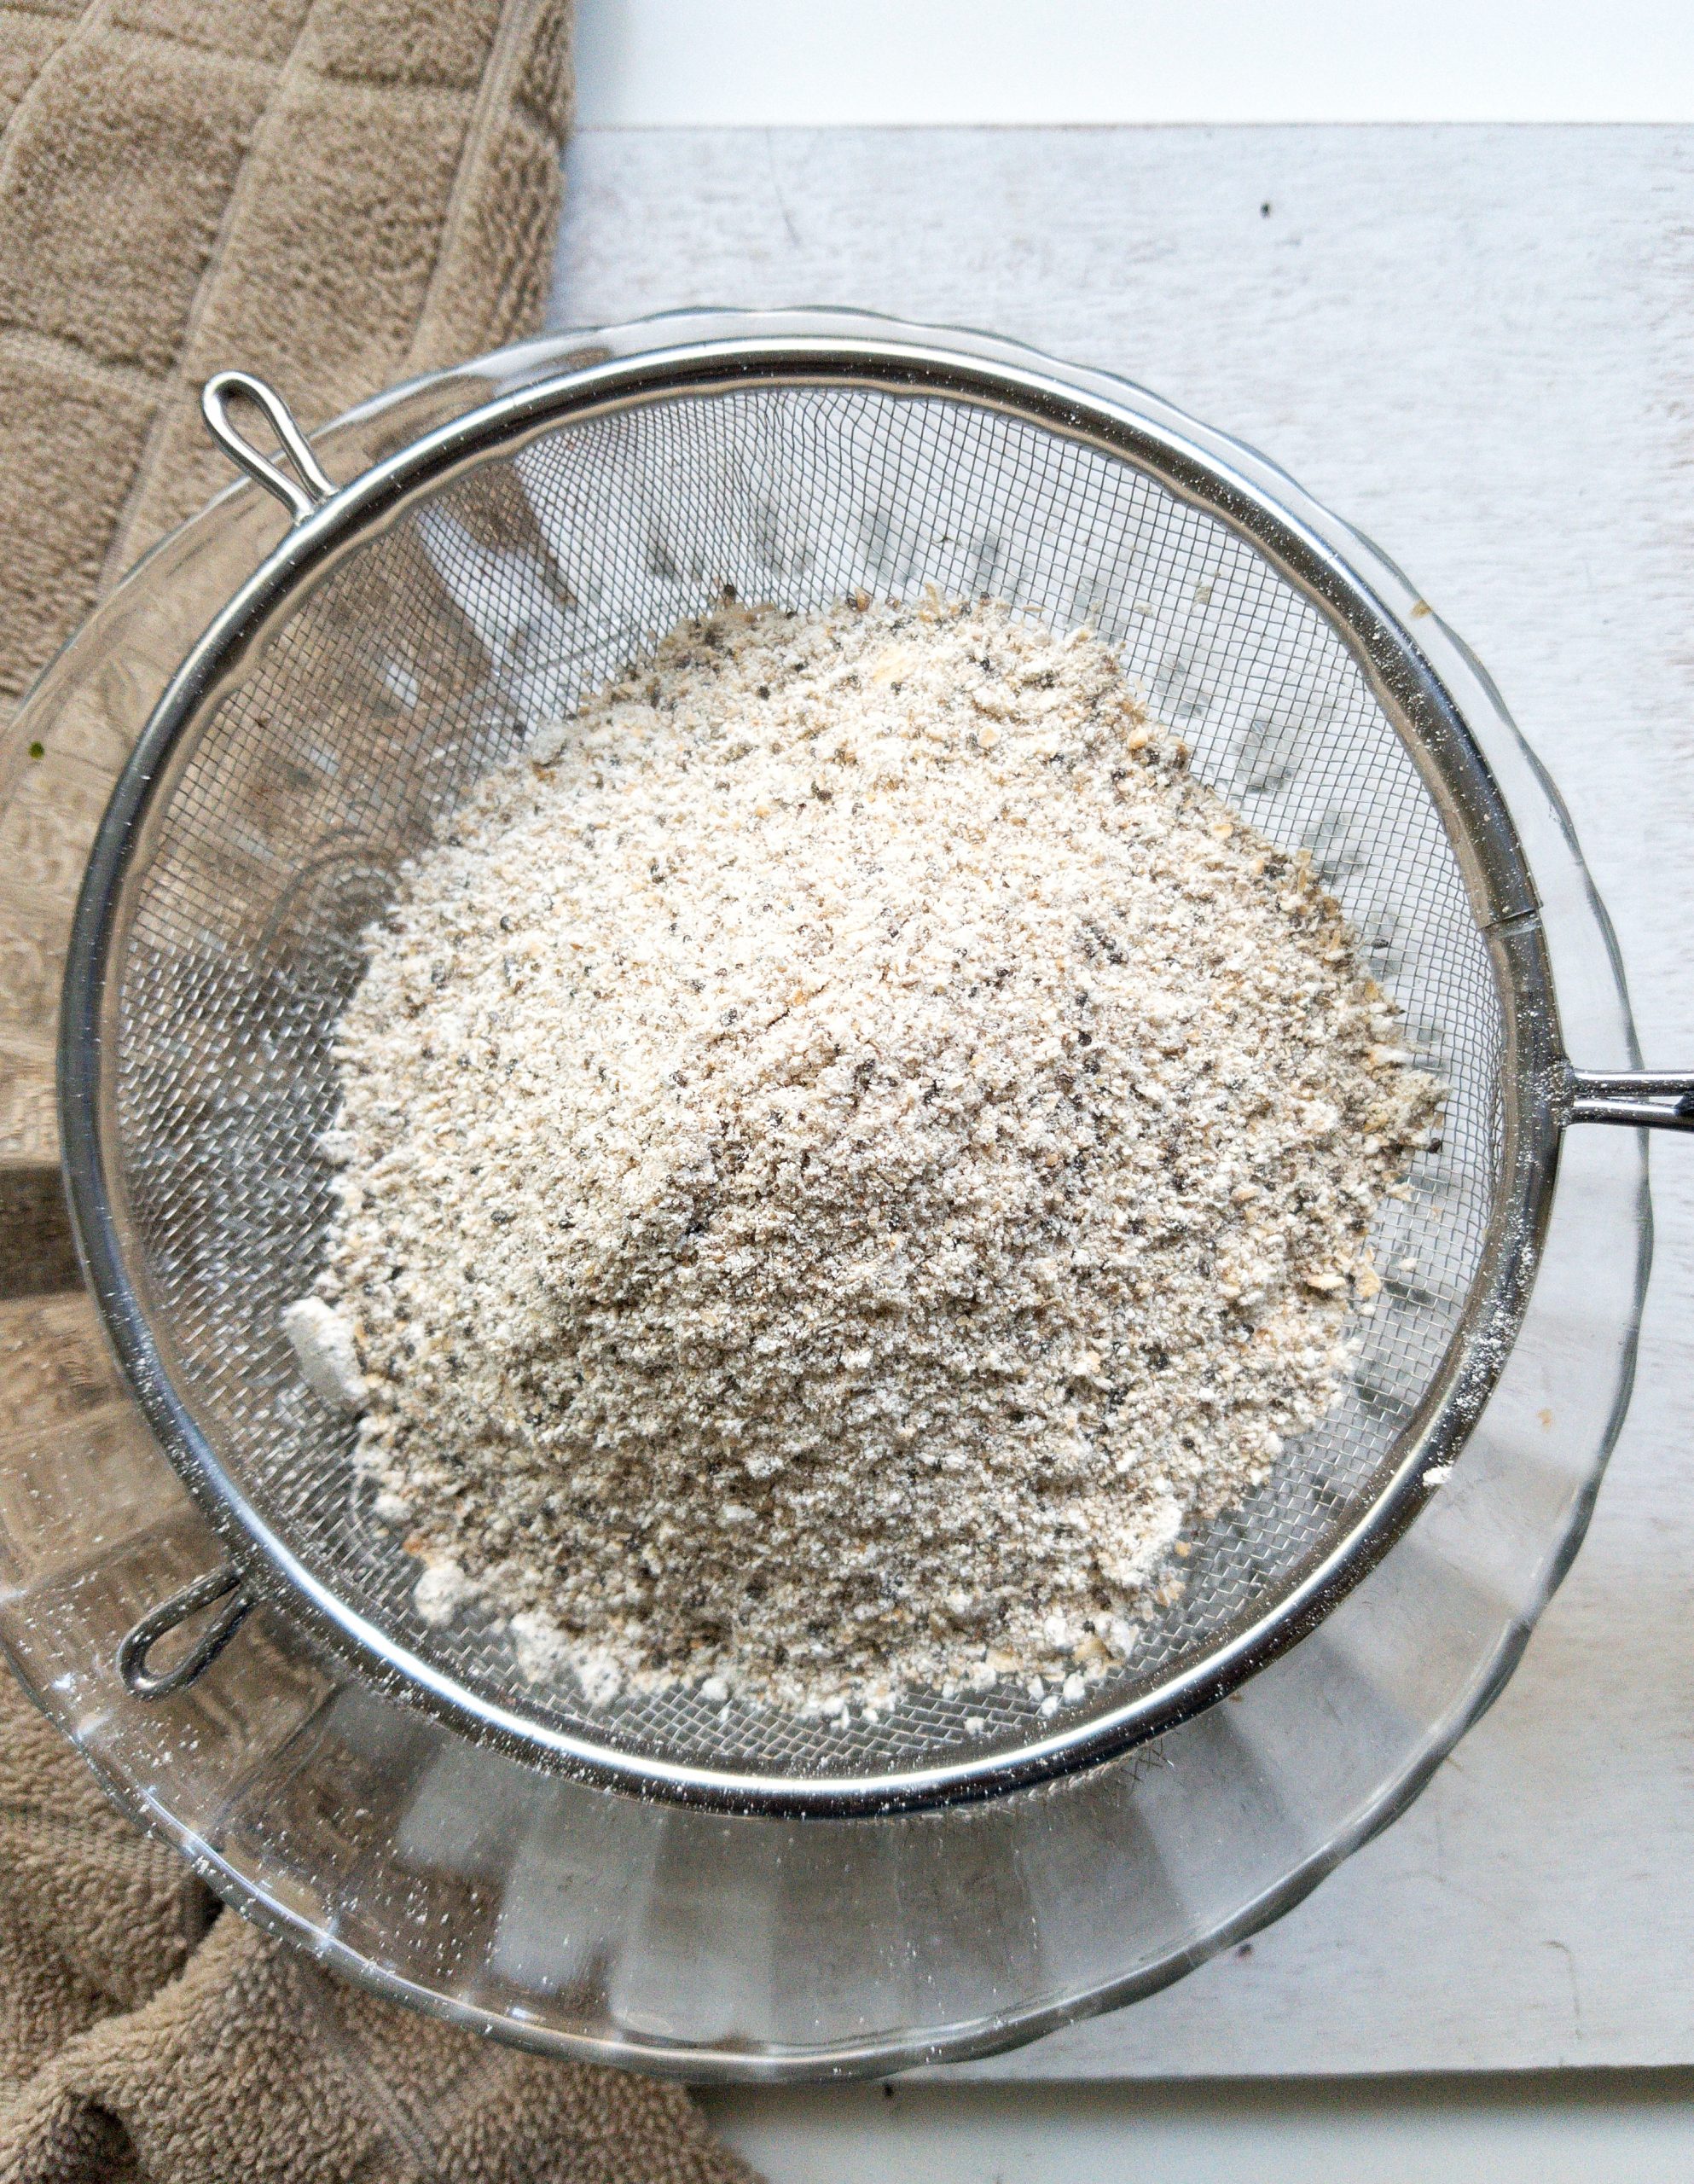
[0,0,570,700]
[0,0,571,1161]
[0,1669,751,2184]
[0,5,755,2176]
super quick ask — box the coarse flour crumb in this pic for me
[313,595,1440,1714]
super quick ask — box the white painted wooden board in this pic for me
[549,126,1694,2076]
[571,0,1694,125]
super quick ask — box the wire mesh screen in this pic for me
[106,382,1505,1784]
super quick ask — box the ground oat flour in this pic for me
[303,595,1438,1716]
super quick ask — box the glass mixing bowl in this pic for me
[0,311,1650,2078]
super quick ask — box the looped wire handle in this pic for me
[201,371,335,523]
[117,1562,252,1699]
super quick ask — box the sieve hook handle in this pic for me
[118,1563,252,1699]
[1563,1068,1694,1133]
[201,371,334,523]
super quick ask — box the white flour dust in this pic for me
[304,595,1439,1716]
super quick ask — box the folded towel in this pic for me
[0,0,572,1165]
[0,4,755,2175]
[0,1667,751,2184]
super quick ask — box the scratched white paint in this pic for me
[550,127,1694,2074]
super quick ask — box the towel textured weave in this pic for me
[0,0,572,1163]
[0,3,755,2175]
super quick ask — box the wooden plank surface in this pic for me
[552,124,1694,2076]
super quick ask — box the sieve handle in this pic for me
[201,372,335,523]
[1564,1068,1694,1133]
[117,1563,252,1699]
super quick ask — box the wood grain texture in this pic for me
[551,124,1694,2076]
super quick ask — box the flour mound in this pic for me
[321,597,1438,1713]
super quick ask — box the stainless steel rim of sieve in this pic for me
[57,330,1694,1818]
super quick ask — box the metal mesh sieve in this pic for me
[63,332,1599,1814]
